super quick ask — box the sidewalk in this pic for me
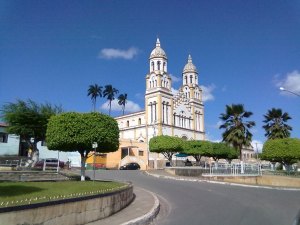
[86,187,160,225]
[145,169,300,191]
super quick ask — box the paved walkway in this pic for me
[86,186,159,225]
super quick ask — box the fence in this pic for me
[203,163,262,177]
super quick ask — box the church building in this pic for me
[100,38,206,169]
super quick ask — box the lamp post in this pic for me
[279,87,300,97]
[92,142,98,183]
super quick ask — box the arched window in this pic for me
[155,80,157,87]
[151,61,154,71]
[163,62,166,71]
[138,118,141,125]
[157,61,161,70]
[149,81,152,88]
[190,75,193,83]
[127,121,129,127]
[195,75,198,83]
[185,76,187,84]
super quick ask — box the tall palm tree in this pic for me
[263,108,292,140]
[219,104,255,160]
[118,93,128,115]
[103,84,119,115]
[87,84,102,112]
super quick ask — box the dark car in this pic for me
[119,162,140,170]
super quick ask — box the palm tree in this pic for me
[263,108,292,140]
[219,104,255,160]
[103,84,119,115]
[118,93,128,115]
[87,84,102,112]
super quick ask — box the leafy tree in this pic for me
[149,135,184,164]
[219,104,255,160]
[263,108,292,140]
[183,140,212,163]
[118,93,128,115]
[210,142,237,162]
[0,99,62,156]
[87,84,102,112]
[46,112,119,181]
[261,138,300,172]
[103,85,119,115]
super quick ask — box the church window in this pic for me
[154,102,157,121]
[162,102,165,123]
[163,62,166,71]
[166,103,169,124]
[185,76,187,84]
[195,75,198,83]
[173,113,176,126]
[155,80,157,87]
[185,93,187,98]
[150,103,153,123]
[138,118,141,125]
[127,121,129,127]
[149,81,152,88]
[157,61,161,70]
[188,92,190,98]
[151,61,154,71]
[190,75,193,83]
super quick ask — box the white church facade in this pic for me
[112,38,205,169]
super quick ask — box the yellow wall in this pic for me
[87,139,148,170]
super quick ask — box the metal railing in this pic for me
[203,163,262,176]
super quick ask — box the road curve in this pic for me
[88,170,300,225]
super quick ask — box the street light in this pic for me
[279,87,300,97]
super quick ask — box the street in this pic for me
[86,170,300,225]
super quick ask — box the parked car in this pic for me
[34,158,65,169]
[119,162,140,170]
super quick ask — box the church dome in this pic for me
[183,54,197,73]
[149,38,167,59]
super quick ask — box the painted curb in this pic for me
[121,188,160,225]
[145,171,300,191]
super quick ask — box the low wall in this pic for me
[0,185,134,225]
[220,175,300,188]
[165,168,300,188]
[165,167,209,177]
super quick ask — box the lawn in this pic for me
[0,181,126,208]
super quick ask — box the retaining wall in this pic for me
[165,168,300,188]
[0,185,134,225]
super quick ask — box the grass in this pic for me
[0,181,127,208]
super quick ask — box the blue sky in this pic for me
[1,0,300,151]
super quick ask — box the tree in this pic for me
[87,84,102,112]
[0,99,62,157]
[219,104,255,160]
[149,135,184,164]
[183,140,212,164]
[103,85,119,115]
[118,93,128,115]
[210,142,237,162]
[261,138,300,172]
[46,112,119,181]
[263,108,292,140]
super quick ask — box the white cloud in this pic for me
[171,88,179,95]
[251,140,264,153]
[200,84,215,102]
[100,99,142,113]
[98,47,139,60]
[275,70,300,96]
[169,74,180,83]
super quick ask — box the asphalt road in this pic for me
[87,170,300,225]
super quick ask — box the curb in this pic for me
[121,189,160,225]
[145,171,300,191]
